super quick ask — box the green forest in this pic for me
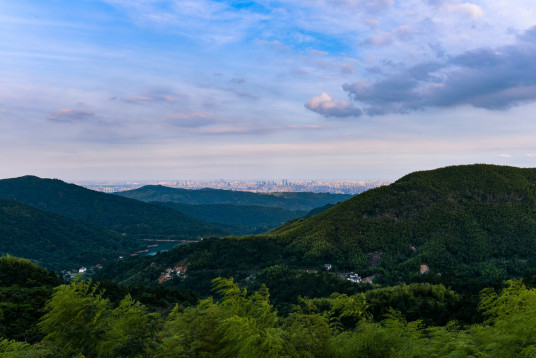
[2,255,536,357]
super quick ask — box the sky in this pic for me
[1,0,536,181]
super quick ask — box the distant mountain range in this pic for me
[116,185,353,211]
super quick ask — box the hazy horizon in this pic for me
[2,1,536,181]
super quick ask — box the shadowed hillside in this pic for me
[0,199,131,269]
[151,201,308,235]
[0,176,228,240]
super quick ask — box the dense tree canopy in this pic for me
[3,273,536,357]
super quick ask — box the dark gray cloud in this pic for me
[47,109,95,122]
[341,26,536,115]
[305,92,362,118]
[518,26,536,42]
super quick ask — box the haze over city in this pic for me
[2,1,536,181]
[78,178,390,194]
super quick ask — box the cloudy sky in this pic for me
[2,0,536,181]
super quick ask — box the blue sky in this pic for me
[1,0,536,181]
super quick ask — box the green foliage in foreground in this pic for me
[4,276,536,357]
[0,255,61,343]
[0,255,199,345]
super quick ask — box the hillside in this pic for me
[151,201,308,235]
[0,176,228,240]
[116,185,352,211]
[0,199,135,270]
[268,164,536,280]
[97,164,536,293]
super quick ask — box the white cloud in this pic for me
[305,92,362,118]
[120,92,185,104]
[447,3,484,19]
[47,109,95,122]
[365,19,380,28]
[362,35,392,47]
[326,0,394,12]
[394,25,413,41]
[165,112,216,128]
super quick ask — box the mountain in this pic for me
[268,164,536,280]
[116,185,353,211]
[151,201,308,235]
[0,176,228,240]
[97,164,536,292]
[0,199,133,269]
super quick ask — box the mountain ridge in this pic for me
[266,164,536,280]
[116,184,353,211]
[0,175,228,240]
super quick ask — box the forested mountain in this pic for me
[97,164,536,296]
[116,185,352,211]
[304,203,335,218]
[0,176,228,240]
[0,199,134,270]
[151,201,308,235]
[268,164,536,280]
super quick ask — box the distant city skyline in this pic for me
[2,1,536,181]
[76,178,391,195]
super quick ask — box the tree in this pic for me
[155,277,285,357]
[38,279,158,357]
